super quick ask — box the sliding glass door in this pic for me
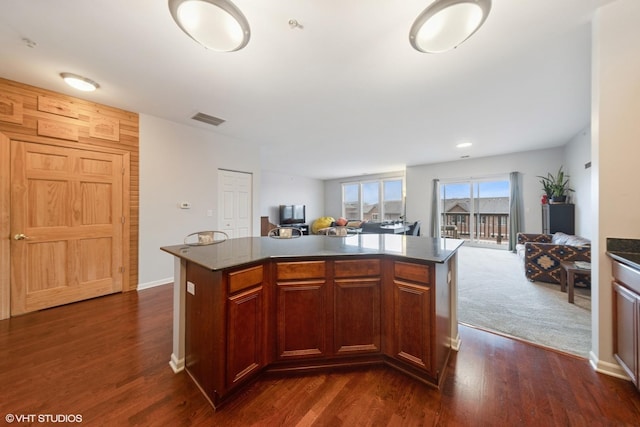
[440,178,510,248]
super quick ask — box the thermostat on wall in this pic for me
[179,201,191,209]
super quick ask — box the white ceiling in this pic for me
[0,0,600,179]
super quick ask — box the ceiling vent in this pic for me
[191,112,226,126]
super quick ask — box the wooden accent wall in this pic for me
[0,77,139,317]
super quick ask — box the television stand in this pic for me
[279,223,309,235]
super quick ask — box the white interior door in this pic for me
[218,169,252,238]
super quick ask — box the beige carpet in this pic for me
[457,245,591,358]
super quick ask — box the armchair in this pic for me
[517,232,591,286]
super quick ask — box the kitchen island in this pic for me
[161,234,463,409]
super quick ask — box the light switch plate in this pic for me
[187,281,195,295]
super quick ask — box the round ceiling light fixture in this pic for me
[168,0,250,52]
[60,73,99,92]
[409,0,491,53]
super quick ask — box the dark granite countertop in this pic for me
[161,235,464,271]
[606,238,640,271]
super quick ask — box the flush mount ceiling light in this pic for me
[60,72,99,91]
[168,0,250,52]
[409,0,491,53]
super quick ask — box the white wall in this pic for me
[405,147,568,236]
[591,0,640,375]
[564,127,592,238]
[259,171,325,226]
[138,114,261,287]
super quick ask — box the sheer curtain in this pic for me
[430,179,440,238]
[509,171,523,251]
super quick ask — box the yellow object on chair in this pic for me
[311,217,335,234]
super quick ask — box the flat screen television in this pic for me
[279,204,306,225]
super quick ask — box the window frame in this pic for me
[341,177,404,222]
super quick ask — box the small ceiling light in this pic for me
[409,0,491,53]
[456,142,473,148]
[60,72,99,92]
[168,0,250,52]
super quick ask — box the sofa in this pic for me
[516,232,591,286]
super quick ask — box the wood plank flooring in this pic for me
[1,284,639,426]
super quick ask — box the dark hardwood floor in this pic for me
[1,284,639,426]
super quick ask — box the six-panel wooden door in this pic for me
[10,140,126,315]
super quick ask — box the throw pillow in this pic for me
[552,232,571,245]
[566,236,591,246]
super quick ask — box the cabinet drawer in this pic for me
[394,261,430,285]
[334,259,380,278]
[228,265,264,294]
[277,261,326,280]
[613,261,640,294]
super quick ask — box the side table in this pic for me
[559,261,591,303]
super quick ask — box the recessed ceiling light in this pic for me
[456,142,473,148]
[60,73,99,92]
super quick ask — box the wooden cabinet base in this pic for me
[178,252,456,410]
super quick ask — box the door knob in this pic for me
[14,233,29,240]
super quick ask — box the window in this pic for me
[383,180,403,221]
[343,183,361,220]
[342,178,404,221]
[440,177,510,247]
[362,181,379,221]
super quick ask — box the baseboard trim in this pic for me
[589,351,630,381]
[137,278,172,291]
[451,333,461,351]
[170,353,185,373]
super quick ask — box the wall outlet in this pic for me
[206,209,213,217]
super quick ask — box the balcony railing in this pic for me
[441,213,509,245]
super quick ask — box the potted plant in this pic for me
[538,166,574,203]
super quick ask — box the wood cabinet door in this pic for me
[613,282,638,386]
[10,141,125,314]
[227,286,264,388]
[637,300,640,388]
[276,280,326,359]
[334,278,381,355]
[393,280,432,372]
